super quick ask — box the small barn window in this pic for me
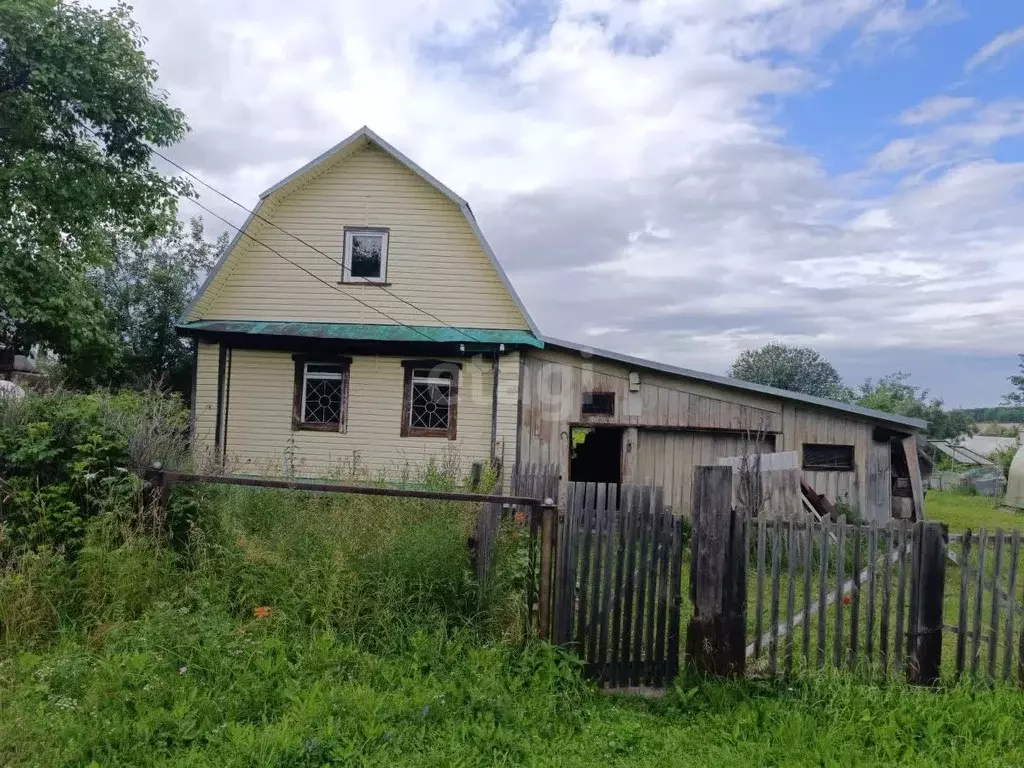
[803,444,855,471]
[582,391,615,416]
[342,227,389,283]
[401,360,459,439]
[293,357,350,432]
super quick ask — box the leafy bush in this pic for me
[989,444,1019,478]
[0,389,190,559]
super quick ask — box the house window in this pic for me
[293,356,350,431]
[802,444,855,471]
[582,391,615,416]
[401,360,459,439]
[342,227,389,283]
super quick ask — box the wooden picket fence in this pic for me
[473,462,558,592]
[949,529,1023,684]
[530,465,1024,690]
[535,482,687,688]
[746,517,935,680]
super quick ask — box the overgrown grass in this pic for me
[4,481,1024,765]
[926,489,1023,532]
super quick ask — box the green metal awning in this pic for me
[177,320,544,348]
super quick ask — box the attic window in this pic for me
[802,444,855,472]
[342,227,389,283]
[582,391,615,416]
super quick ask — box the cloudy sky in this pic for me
[115,0,1023,406]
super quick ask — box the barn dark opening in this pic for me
[569,427,623,484]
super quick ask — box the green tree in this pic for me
[1003,355,1024,407]
[728,343,850,400]
[60,218,226,398]
[0,0,189,359]
[856,372,973,440]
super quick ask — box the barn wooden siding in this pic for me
[187,144,528,331]
[192,346,520,479]
[518,348,899,520]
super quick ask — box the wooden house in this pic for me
[178,127,926,521]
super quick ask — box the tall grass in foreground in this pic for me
[3,482,1024,765]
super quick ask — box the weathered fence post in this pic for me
[687,466,747,676]
[537,500,558,641]
[908,521,947,686]
[143,462,169,519]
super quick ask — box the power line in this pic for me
[145,141,493,346]
[184,195,440,344]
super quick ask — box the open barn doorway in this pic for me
[569,426,623,485]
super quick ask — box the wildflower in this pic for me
[179,665,188,675]
[254,606,272,619]
[514,511,527,527]
[842,595,852,606]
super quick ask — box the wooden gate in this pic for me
[551,482,686,688]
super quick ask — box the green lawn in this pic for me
[926,489,1023,533]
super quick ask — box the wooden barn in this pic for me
[178,126,927,523]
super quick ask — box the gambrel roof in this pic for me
[182,126,539,335]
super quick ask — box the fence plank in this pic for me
[538,502,557,641]
[908,522,946,687]
[754,518,767,660]
[598,488,618,683]
[972,528,988,679]
[1004,531,1020,682]
[907,522,921,674]
[632,488,654,686]
[582,485,604,665]
[610,486,631,686]
[803,523,814,664]
[834,523,847,670]
[818,522,829,668]
[654,504,671,687]
[619,487,644,687]
[956,530,972,678]
[785,521,796,677]
[687,465,746,677]
[880,527,892,677]
[667,515,684,682]
[642,490,663,685]
[575,484,597,651]
[566,484,588,644]
[866,523,878,670]
[769,521,782,676]
[989,529,1005,683]
[850,524,862,672]
[895,523,908,674]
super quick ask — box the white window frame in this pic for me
[342,228,389,283]
[408,368,453,431]
[301,362,345,426]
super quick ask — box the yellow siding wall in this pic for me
[190,145,527,330]
[193,341,220,465]
[197,348,520,479]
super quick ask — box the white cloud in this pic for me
[90,0,1024,401]
[965,24,1024,72]
[898,95,976,125]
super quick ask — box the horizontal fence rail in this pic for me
[156,469,556,507]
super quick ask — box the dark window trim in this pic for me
[400,359,459,440]
[802,443,855,472]
[292,354,352,432]
[340,226,390,284]
[581,390,616,417]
